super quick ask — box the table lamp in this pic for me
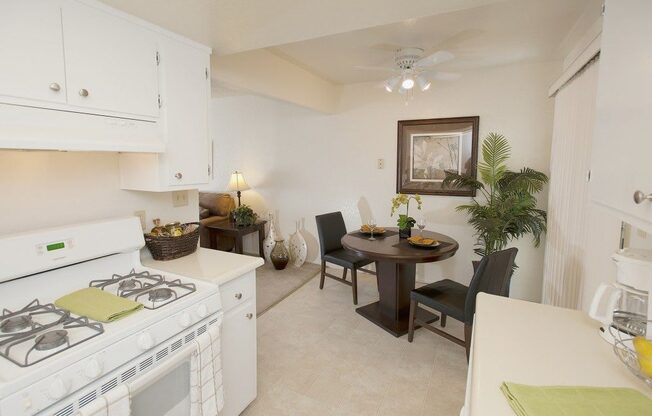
[227,171,250,206]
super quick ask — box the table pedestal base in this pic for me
[355,260,440,337]
[356,302,439,337]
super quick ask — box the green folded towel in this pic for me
[501,382,652,416]
[55,287,143,322]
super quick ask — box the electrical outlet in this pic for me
[134,210,146,229]
[172,191,188,207]
[377,158,385,169]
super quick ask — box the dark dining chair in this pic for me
[315,212,376,305]
[407,247,518,360]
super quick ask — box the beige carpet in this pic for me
[256,262,321,316]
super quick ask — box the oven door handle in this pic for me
[128,341,197,395]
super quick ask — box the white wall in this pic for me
[207,60,559,302]
[0,151,198,235]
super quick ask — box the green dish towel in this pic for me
[501,382,652,416]
[55,287,143,322]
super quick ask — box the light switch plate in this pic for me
[172,191,189,207]
[377,158,385,169]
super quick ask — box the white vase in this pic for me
[263,213,280,263]
[289,221,307,268]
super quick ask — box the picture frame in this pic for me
[396,116,479,197]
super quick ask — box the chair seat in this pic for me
[411,279,468,323]
[323,249,374,269]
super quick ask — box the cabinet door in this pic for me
[591,0,652,228]
[160,38,210,186]
[221,300,257,416]
[61,1,159,117]
[0,0,67,104]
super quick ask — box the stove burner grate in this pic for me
[0,299,103,367]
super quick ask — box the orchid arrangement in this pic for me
[391,193,422,230]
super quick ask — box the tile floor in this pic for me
[242,269,468,416]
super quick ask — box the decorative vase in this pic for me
[288,221,307,267]
[399,227,412,239]
[270,239,289,270]
[263,213,280,262]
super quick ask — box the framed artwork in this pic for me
[396,116,479,196]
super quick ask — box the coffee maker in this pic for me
[589,248,652,343]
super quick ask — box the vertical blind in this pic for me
[542,58,600,308]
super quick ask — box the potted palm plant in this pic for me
[443,132,548,263]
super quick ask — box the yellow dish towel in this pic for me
[501,382,652,416]
[55,287,143,322]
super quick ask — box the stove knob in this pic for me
[197,304,208,318]
[47,376,70,400]
[179,312,191,327]
[138,332,155,350]
[84,357,103,379]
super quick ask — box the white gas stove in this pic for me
[0,217,223,416]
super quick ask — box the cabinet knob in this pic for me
[49,83,61,92]
[79,88,89,97]
[633,190,652,204]
[246,313,253,320]
[175,172,183,180]
[235,293,242,300]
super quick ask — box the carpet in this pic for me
[256,262,321,316]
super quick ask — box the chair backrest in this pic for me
[464,247,518,323]
[315,212,347,257]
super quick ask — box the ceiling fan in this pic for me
[356,47,460,95]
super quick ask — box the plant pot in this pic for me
[399,227,412,239]
[271,240,289,270]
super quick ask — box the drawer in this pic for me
[220,271,255,312]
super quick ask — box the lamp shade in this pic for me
[227,171,250,192]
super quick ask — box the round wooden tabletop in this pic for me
[341,227,459,264]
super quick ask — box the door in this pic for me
[591,0,652,228]
[61,0,159,118]
[221,300,257,416]
[160,37,210,186]
[0,0,67,104]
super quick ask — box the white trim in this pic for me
[548,18,602,97]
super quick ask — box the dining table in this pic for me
[341,227,459,337]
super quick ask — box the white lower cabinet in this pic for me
[219,272,257,416]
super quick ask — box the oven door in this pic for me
[129,341,195,416]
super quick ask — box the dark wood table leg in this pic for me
[209,228,217,250]
[258,224,265,258]
[234,235,243,254]
[356,260,439,337]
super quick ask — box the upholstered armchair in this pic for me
[198,192,236,251]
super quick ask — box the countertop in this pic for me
[142,248,264,286]
[466,293,652,415]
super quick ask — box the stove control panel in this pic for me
[35,238,74,257]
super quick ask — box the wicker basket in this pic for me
[144,222,199,261]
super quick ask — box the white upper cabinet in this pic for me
[590,0,652,230]
[61,1,159,118]
[161,38,210,186]
[0,0,67,104]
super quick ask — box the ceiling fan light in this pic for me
[401,77,415,90]
[384,81,393,92]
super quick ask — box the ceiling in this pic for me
[99,0,510,55]
[268,0,597,85]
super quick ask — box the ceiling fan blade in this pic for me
[369,43,405,52]
[354,65,399,72]
[414,50,454,68]
[423,71,462,81]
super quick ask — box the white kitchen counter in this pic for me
[142,247,264,286]
[465,293,652,415]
